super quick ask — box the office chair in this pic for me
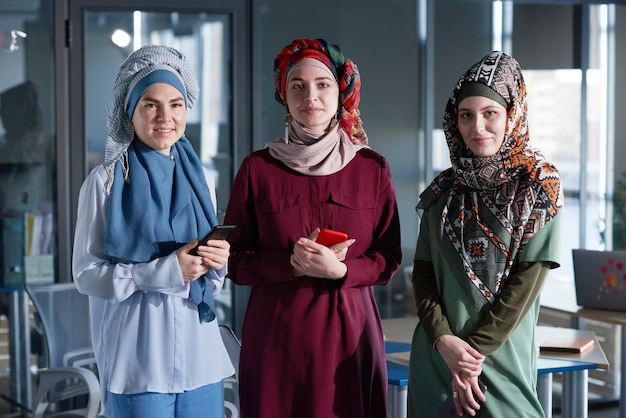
[26,282,100,418]
[219,324,240,418]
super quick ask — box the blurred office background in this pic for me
[0,0,625,413]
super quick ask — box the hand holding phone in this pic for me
[316,228,349,247]
[188,225,236,256]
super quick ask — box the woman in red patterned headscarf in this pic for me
[273,38,367,146]
[224,38,402,417]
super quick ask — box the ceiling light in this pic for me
[111,29,131,48]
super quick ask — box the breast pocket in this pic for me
[256,193,302,249]
[326,192,375,243]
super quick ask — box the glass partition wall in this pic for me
[0,1,56,411]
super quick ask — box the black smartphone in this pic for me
[188,225,236,256]
[437,381,488,418]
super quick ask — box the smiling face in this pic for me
[285,64,339,132]
[131,83,186,155]
[457,95,507,158]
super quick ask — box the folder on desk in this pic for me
[539,337,595,354]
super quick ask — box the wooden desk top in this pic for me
[381,317,609,370]
[540,276,626,328]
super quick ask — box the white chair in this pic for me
[26,282,101,418]
[219,325,240,418]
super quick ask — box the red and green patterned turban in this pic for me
[274,38,367,145]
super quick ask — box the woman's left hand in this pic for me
[290,237,351,280]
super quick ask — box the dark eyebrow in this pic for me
[140,96,185,104]
[458,104,502,112]
[288,76,334,83]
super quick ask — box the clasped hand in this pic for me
[436,334,486,416]
[176,239,230,283]
[290,228,355,280]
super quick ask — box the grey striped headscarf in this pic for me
[104,45,199,171]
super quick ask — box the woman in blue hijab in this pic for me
[72,45,234,418]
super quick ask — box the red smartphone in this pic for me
[316,228,349,247]
[188,225,236,256]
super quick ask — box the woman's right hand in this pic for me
[436,334,485,388]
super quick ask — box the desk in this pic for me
[536,326,608,418]
[382,318,608,418]
[385,341,410,418]
[541,277,626,418]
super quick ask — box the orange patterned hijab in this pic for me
[418,51,563,302]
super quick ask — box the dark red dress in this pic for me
[224,148,402,418]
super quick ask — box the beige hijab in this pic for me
[266,121,367,176]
